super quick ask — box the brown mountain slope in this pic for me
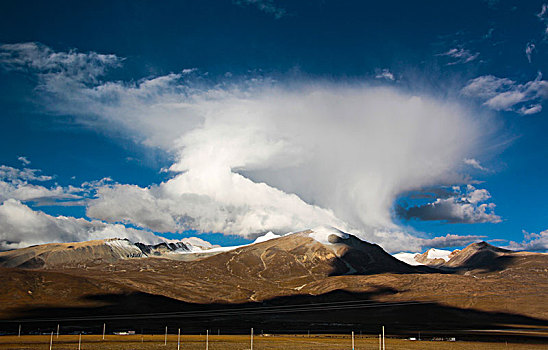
[41,230,426,304]
[443,241,534,271]
[0,267,134,319]
[0,239,144,269]
[0,231,547,328]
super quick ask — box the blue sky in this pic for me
[0,0,546,252]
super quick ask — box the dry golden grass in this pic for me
[0,334,546,350]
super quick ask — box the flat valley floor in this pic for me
[0,334,547,350]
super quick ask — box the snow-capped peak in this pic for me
[425,248,452,262]
[104,238,144,257]
[253,232,281,244]
[309,225,349,244]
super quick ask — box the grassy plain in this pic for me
[0,334,546,350]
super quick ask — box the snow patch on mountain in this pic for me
[181,237,219,251]
[253,232,281,244]
[309,225,349,244]
[104,238,144,257]
[392,252,424,266]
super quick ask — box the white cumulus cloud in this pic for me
[0,199,163,250]
[397,185,501,224]
[0,43,500,251]
[0,165,82,205]
[506,229,548,252]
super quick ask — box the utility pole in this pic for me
[102,323,106,340]
[382,326,385,350]
[378,334,381,350]
[352,331,355,350]
[251,328,254,350]
[177,328,181,350]
[206,329,209,350]
[49,331,53,350]
[78,333,81,350]
[165,326,168,346]
[56,324,59,338]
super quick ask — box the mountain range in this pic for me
[0,226,547,336]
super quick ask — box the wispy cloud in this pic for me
[437,47,479,65]
[17,156,30,165]
[525,42,536,63]
[464,158,488,171]
[397,185,501,224]
[462,73,547,115]
[422,233,485,249]
[375,68,395,81]
[539,4,548,18]
[537,3,548,38]
[0,42,121,83]
[233,0,286,19]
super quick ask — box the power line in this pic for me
[2,289,544,323]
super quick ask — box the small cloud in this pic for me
[483,28,494,39]
[181,68,197,75]
[397,185,501,224]
[537,4,548,39]
[0,164,51,182]
[525,42,536,63]
[233,0,286,19]
[375,68,395,81]
[483,0,499,9]
[423,233,485,249]
[17,156,30,165]
[537,3,547,19]
[0,164,85,205]
[518,104,542,115]
[438,47,479,65]
[464,158,488,171]
[462,72,548,115]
